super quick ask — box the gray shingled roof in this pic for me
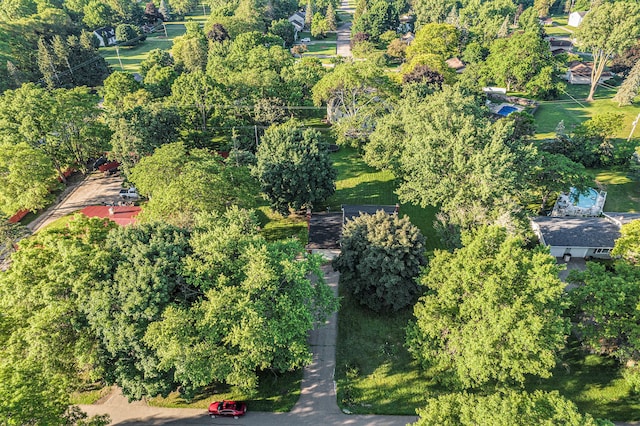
[307,213,342,250]
[531,216,619,248]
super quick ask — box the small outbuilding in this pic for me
[80,205,141,226]
[568,11,587,27]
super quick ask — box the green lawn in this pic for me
[589,168,640,212]
[533,82,640,140]
[324,147,440,251]
[303,43,337,56]
[298,31,338,42]
[99,11,208,73]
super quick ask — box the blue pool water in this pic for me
[571,187,599,208]
[497,105,518,116]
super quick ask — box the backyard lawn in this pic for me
[533,82,640,140]
[99,10,209,73]
[336,289,640,420]
[590,168,640,212]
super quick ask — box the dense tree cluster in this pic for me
[333,210,426,312]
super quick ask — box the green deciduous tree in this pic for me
[172,21,208,72]
[101,71,141,111]
[115,23,141,46]
[574,1,640,101]
[406,22,459,60]
[312,61,396,147]
[412,390,603,426]
[333,210,427,312]
[612,219,640,264]
[129,142,258,227]
[269,18,295,47]
[485,31,555,93]
[0,141,56,215]
[568,260,640,391]
[407,226,568,389]
[311,12,330,38]
[254,120,336,215]
[81,223,193,400]
[145,216,338,394]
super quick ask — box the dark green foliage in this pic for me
[614,59,640,106]
[254,120,336,215]
[333,210,427,312]
[407,226,568,389]
[412,390,603,425]
[115,23,141,46]
[269,19,295,47]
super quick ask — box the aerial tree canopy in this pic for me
[254,120,336,215]
[333,210,427,312]
[412,390,603,426]
[407,226,568,389]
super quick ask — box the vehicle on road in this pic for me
[300,37,310,42]
[208,400,247,419]
[119,187,139,200]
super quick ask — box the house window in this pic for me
[594,248,611,254]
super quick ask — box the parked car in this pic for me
[208,400,247,419]
[118,187,139,200]
[300,37,310,42]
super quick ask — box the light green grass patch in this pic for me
[589,169,640,212]
[303,43,336,55]
[534,83,640,140]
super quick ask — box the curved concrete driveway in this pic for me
[28,172,124,232]
[80,265,417,426]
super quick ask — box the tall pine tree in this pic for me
[614,60,640,106]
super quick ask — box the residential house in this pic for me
[566,61,613,85]
[93,26,117,47]
[288,11,306,39]
[568,11,587,27]
[531,213,640,259]
[548,38,573,53]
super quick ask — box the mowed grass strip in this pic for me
[533,82,640,140]
[589,168,640,212]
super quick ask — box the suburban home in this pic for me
[539,17,554,26]
[93,26,117,47]
[568,11,588,27]
[288,11,306,37]
[445,57,466,73]
[531,213,640,260]
[548,38,573,53]
[565,61,614,85]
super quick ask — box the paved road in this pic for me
[28,172,124,232]
[336,0,353,57]
[80,265,417,426]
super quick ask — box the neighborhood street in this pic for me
[336,0,353,57]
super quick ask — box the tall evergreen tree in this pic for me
[305,0,313,28]
[326,2,337,31]
[614,60,640,106]
[158,0,171,21]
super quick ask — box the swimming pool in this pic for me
[571,187,599,208]
[496,105,519,116]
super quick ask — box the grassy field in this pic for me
[99,10,209,73]
[303,42,337,56]
[590,168,640,212]
[533,82,640,140]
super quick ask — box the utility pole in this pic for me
[254,125,259,148]
[202,2,206,15]
[628,112,640,142]
[163,23,168,38]
[115,46,124,70]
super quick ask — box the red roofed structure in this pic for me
[80,205,141,226]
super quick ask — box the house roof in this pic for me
[571,11,588,17]
[307,212,343,249]
[567,61,612,78]
[445,57,465,70]
[549,39,573,47]
[342,205,398,224]
[80,205,141,226]
[531,216,620,248]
